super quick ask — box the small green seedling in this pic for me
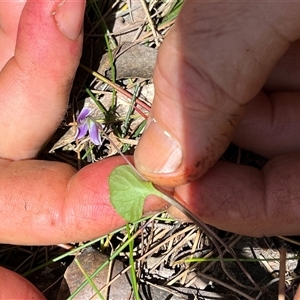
[109,165,164,222]
[108,165,256,292]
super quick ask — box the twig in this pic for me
[278,236,300,247]
[57,243,73,250]
[138,0,161,47]
[278,248,286,300]
[79,64,150,119]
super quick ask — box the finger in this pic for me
[0,0,85,160]
[0,156,166,245]
[233,38,300,158]
[134,1,300,186]
[295,286,300,300]
[0,267,45,299]
[171,153,300,237]
[264,39,300,92]
[0,1,25,68]
[233,91,300,158]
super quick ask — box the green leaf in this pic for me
[108,165,163,223]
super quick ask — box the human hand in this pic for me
[134,2,300,237]
[0,1,165,298]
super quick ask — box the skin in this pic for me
[1,0,300,298]
[135,1,300,237]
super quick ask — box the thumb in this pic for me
[0,0,85,160]
[134,1,300,186]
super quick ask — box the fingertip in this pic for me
[0,267,45,299]
[53,0,85,41]
[134,117,184,186]
[17,0,83,71]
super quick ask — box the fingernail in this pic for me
[135,119,182,174]
[53,0,85,40]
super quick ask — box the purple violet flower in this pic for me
[75,107,102,145]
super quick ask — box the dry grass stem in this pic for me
[278,248,286,300]
[138,0,161,47]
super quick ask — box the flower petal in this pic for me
[89,121,101,145]
[77,107,92,125]
[75,123,88,140]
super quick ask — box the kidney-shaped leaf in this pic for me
[108,165,163,222]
